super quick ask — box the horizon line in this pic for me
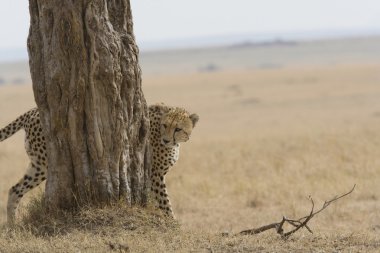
[0,27,379,62]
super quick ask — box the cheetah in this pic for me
[0,104,198,222]
[0,108,47,223]
[148,104,199,217]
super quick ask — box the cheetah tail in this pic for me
[0,110,30,142]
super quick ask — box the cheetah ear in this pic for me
[189,114,199,127]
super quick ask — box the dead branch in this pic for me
[238,185,356,239]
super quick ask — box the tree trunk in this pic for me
[27,0,151,210]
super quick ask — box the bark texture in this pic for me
[27,0,151,209]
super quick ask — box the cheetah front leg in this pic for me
[7,188,19,223]
[7,163,47,223]
[151,174,174,218]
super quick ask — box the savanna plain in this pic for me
[0,37,380,252]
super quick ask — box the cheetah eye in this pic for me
[175,128,182,132]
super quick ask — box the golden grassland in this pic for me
[0,61,380,251]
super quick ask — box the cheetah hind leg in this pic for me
[7,163,46,223]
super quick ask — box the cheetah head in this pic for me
[160,108,199,147]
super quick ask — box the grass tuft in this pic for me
[18,194,179,237]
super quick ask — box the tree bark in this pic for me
[27,0,151,210]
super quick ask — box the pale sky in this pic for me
[0,0,379,50]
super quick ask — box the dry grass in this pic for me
[1,109,379,252]
[1,40,380,251]
[173,131,380,233]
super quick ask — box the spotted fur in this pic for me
[1,105,198,222]
[149,104,199,217]
[0,108,47,223]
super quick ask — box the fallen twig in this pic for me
[238,185,356,239]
